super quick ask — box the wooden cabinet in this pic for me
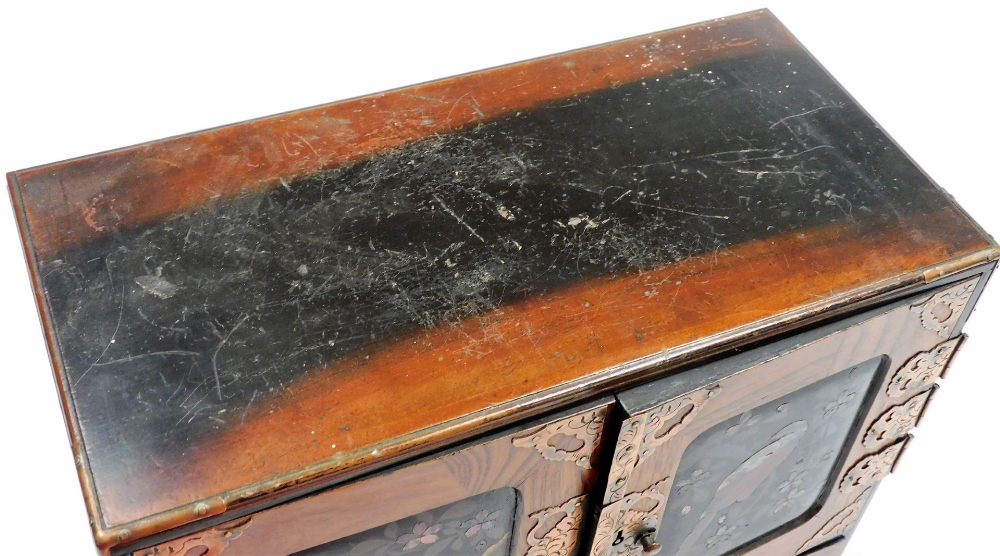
[6,9,997,556]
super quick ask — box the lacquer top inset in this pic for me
[7,9,996,541]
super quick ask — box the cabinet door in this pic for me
[592,276,981,556]
[133,397,615,556]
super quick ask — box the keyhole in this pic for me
[612,530,625,546]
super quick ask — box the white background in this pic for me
[0,1,996,554]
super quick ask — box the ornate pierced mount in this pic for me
[840,437,909,493]
[591,480,669,556]
[512,408,608,469]
[134,517,252,556]
[909,277,979,338]
[863,388,934,449]
[604,386,719,504]
[798,489,871,555]
[525,495,587,556]
[886,336,963,398]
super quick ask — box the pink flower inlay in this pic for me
[401,522,441,551]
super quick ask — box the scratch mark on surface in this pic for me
[432,194,486,242]
[211,314,249,401]
[78,194,107,232]
[91,351,199,366]
[611,189,633,204]
[241,390,258,425]
[467,97,486,118]
[768,105,841,129]
[74,283,126,386]
[630,200,729,220]
[292,133,321,158]
[734,169,824,179]
[400,93,449,104]
[176,391,211,426]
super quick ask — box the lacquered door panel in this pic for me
[593,276,980,556]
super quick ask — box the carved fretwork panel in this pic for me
[512,407,608,469]
[135,517,252,556]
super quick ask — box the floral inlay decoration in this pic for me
[292,488,515,556]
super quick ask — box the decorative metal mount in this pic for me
[591,480,669,556]
[909,277,978,338]
[863,388,934,449]
[839,437,908,493]
[604,386,719,504]
[886,336,963,398]
[512,408,608,469]
[134,517,252,556]
[798,489,871,554]
[524,495,587,556]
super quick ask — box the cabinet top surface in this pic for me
[7,9,996,538]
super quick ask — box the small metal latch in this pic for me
[637,529,662,555]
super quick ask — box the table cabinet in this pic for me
[7,9,996,556]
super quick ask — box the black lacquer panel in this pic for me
[292,488,517,556]
[660,358,883,556]
[41,48,941,467]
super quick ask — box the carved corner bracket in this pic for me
[513,408,608,469]
[134,517,252,556]
[524,495,587,556]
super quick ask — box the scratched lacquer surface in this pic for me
[7,10,993,533]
